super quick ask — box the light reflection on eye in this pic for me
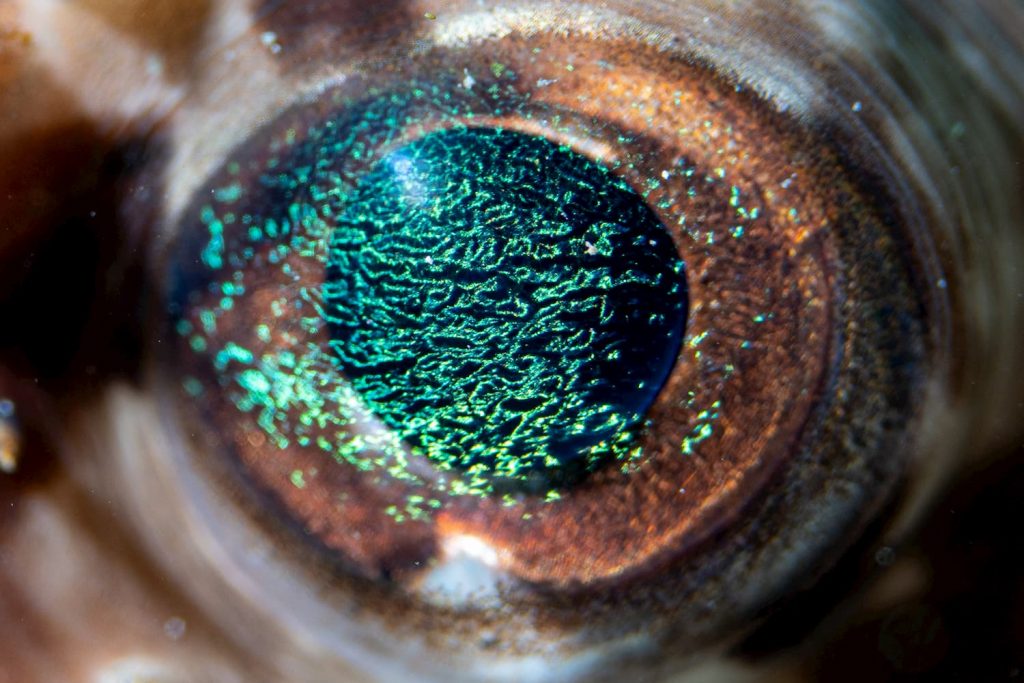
[154,9,930,671]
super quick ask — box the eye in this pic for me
[6,2,1023,682]
[149,7,933,676]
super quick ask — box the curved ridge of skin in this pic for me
[0,1,1021,682]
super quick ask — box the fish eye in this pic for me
[147,4,936,678]
[1,1,1021,682]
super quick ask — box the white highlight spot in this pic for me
[145,55,164,77]
[163,616,187,641]
[388,153,430,207]
[260,31,282,54]
[417,534,504,608]
[95,657,173,683]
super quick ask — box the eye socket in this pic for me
[155,12,932,675]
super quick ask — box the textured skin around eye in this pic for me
[322,127,687,492]
[159,20,931,675]
[165,38,906,584]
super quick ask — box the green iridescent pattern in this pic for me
[323,128,687,490]
[171,79,690,502]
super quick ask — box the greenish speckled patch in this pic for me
[168,75,708,506]
[323,128,687,490]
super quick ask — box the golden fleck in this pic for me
[0,27,32,47]
[0,420,19,474]
[0,398,18,474]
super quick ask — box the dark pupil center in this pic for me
[323,127,687,493]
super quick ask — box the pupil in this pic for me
[323,127,687,493]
